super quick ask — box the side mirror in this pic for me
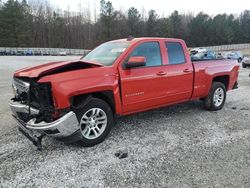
[124,56,146,69]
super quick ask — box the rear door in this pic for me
[118,41,169,113]
[163,41,194,103]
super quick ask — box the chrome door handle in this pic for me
[157,71,167,76]
[183,69,192,73]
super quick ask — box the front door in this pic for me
[119,41,169,113]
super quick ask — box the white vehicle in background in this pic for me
[59,51,67,56]
[220,51,230,59]
[191,47,207,55]
[227,51,243,63]
[191,50,217,60]
[242,56,250,68]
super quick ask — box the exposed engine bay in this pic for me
[11,61,100,123]
[12,77,56,123]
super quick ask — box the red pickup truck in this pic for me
[9,37,239,149]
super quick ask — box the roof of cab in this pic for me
[108,37,185,44]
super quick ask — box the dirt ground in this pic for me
[0,56,249,187]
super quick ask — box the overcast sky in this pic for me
[49,0,250,17]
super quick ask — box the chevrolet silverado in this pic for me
[9,37,239,149]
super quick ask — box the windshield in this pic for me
[82,42,130,66]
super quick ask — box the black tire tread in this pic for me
[204,82,226,111]
[74,97,113,147]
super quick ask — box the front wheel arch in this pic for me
[70,90,116,113]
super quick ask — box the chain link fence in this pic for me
[0,47,90,56]
[1,43,250,56]
[197,43,250,52]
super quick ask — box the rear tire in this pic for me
[204,82,226,111]
[74,98,113,147]
[242,63,246,68]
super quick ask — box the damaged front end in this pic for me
[9,77,80,150]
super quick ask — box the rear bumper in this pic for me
[9,100,80,138]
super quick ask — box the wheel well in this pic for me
[213,75,229,90]
[70,91,115,113]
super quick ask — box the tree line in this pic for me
[0,0,250,49]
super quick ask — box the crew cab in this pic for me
[9,37,239,149]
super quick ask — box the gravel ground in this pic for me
[0,56,250,188]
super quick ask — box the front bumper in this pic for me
[9,100,80,138]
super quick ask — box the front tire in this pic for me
[204,82,226,111]
[74,98,113,147]
[242,63,246,68]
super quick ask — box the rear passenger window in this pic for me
[166,42,185,65]
[129,42,162,67]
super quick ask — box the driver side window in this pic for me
[129,42,162,67]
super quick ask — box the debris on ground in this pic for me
[115,150,128,159]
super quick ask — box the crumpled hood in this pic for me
[14,60,103,78]
[35,63,117,109]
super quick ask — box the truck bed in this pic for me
[191,59,239,99]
